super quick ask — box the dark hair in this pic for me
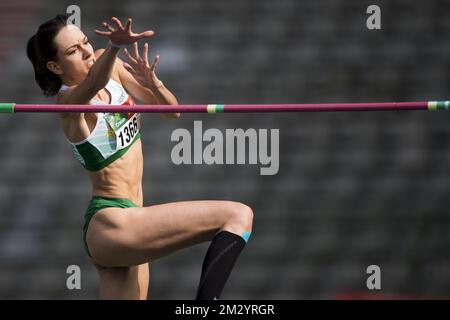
[27,14,69,96]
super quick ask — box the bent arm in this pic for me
[117,57,180,118]
[59,45,120,106]
[59,16,154,106]
[57,45,120,123]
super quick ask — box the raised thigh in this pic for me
[87,200,244,266]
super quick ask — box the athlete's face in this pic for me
[46,24,96,84]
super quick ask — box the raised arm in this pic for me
[120,42,180,118]
[59,17,154,106]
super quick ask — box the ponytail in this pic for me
[26,14,69,96]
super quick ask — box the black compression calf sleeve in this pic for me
[196,231,248,300]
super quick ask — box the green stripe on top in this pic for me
[428,101,450,111]
[207,104,225,114]
[0,103,15,113]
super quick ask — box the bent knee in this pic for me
[223,201,254,231]
[239,203,254,230]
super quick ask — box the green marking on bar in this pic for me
[428,101,450,111]
[428,101,438,111]
[207,104,224,114]
[216,104,224,113]
[0,103,15,113]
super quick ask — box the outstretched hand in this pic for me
[123,42,163,91]
[94,17,154,47]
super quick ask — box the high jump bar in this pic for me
[0,101,449,113]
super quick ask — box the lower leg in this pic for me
[196,205,253,300]
[196,231,250,300]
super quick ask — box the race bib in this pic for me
[104,113,140,150]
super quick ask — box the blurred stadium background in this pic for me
[0,0,450,299]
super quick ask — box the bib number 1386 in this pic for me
[117,116,139,149]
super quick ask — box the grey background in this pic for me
[0,0,450,299]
